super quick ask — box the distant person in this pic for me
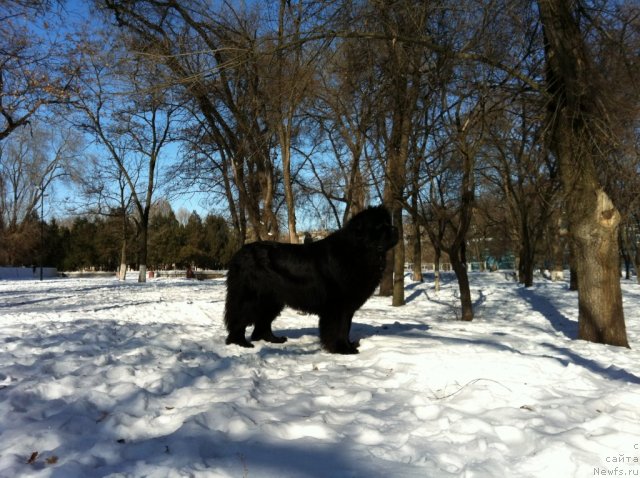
[186,265,195,279]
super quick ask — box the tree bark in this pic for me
[538,0,628,347]
[572,190,627,345]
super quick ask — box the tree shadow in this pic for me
[420,332,640,385]
[405,288,427,303]
[352,320,431,342]
[405,286,486,322]
[540,341,640,384]
[516,286,578,339]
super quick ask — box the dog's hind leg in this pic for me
[251,299,286,343]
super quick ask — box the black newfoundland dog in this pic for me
[224,205,398,354]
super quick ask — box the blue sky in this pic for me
[31,1,215,221]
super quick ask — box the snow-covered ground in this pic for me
[0,272,639,477]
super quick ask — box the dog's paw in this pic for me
[226,335,255,348]
[268,335,288,344]
[324,340,359,355]
[251,331,288,344]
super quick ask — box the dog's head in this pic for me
[345,206,399,252]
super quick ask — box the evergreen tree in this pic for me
[64,218,99,271]
[148,207,181,269]
[179,212,206,268]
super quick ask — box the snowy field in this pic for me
[0,272,639,478]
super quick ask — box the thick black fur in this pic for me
[224,206,398,354]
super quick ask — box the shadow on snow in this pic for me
[515,286,578,340]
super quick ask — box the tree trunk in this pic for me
[538,0,628,347]
[379,250,394,297]
[118,240,127,281]
[392,207,405,306]
[624,260,631,281]
[378,11,421,303]
[411,219,423,282]
[137,224,148,283]
[550,217,565,281]
[118,211,127,281]
[569,266,578,291]
[450,247,473,321]
[518,234,535,287]
[279,126,298,244]
[619,231,632,280]
[572,190,627,345]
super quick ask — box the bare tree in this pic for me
[484,95,560,287]
[77,152,133,280]
[307,12,378,226]
[369,0,431,306]
[102,1,285,241]
[269,0,318,243]
[72,35,178,282]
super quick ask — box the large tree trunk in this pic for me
[538,0,628,347]
[573,190,626,345]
